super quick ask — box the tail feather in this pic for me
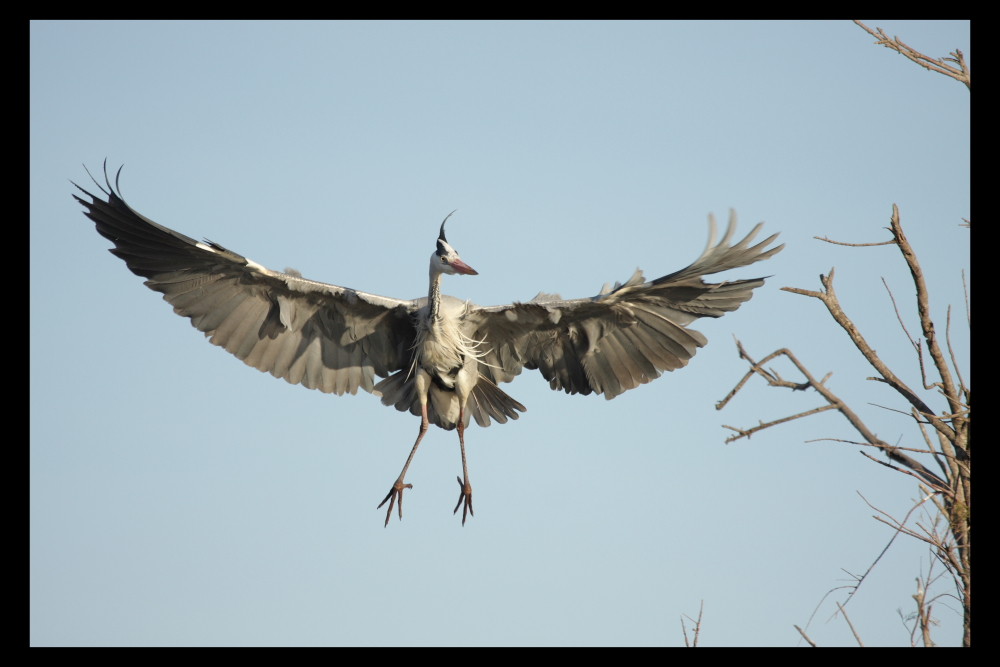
[375,370,525,429]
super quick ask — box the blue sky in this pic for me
[30,20,969,646]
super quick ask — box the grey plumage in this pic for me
[75,164,783,526]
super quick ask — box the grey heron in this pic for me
[74,164,783,526]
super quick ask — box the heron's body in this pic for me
[75,164,783,526]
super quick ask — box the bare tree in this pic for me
[716,23,970,646]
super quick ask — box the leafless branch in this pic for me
[889,205,965,425]
[781,267,950,437]
[913,583,936,647]
[794,625,817,647]
[719,339,949,491]
[880,276,935,389]
[835,492,934,609]
[806,436,956,461]
[961,270,970,327]
[854,21,970,89]
[815,235,895,247]
[902,559,953,647]
[681,601,704,647]
[722,404,838,443]
[859,451,951,495]
[836,602,865,647]
[945,306,968,403]
[882,277,919,353]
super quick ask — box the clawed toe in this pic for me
[453,476,474,525]
[378,480,413,527]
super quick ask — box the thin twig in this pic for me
[882,276,919,353]
[815,236,895,247]
[794,625,817,647]
[961,269,970,328]
[859,451,950,495]
[841,492,936,606]
[913,578,936,647]
[945,306,968,403]
[805,437,955,460]
[836,602,865,647]
[880,276,934,388]
[680,600,704,647]
[723,404,838,443]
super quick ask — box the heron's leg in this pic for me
[453,407,474,525]
[378,402,429,527]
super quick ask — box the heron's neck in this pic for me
[428,270,443,321]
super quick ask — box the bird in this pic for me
[74,163,783,527]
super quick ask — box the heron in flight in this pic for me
[74,164,783,526]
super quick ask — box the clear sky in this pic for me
[30,20,969,646]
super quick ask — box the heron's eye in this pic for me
[441,257,449,264]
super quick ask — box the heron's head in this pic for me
[431,211,478,277]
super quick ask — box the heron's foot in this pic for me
[453,476,474,526]
[377,479,413,527]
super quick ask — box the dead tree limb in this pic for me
[854,20,970,90]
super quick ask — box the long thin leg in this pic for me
[378,402,429,527]
[453,406,474,525]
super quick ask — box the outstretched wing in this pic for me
[74,164,418,396]
[467,212,783,399]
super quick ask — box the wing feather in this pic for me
[75,165,418,397]
[466,211,782,399]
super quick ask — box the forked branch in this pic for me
[718,205,969,645]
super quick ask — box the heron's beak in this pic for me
[451,258,478,275]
